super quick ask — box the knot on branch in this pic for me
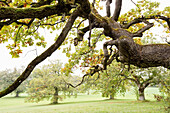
[74,30,84,46]
[89,64,103,76]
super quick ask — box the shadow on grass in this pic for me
[2,96,27,99]
[29,98,137,107]
[29,100,105,107]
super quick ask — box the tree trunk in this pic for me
[15,91,20,97]
[110,95,114,100]
[53,87,59,104]
[87,90,90,95]
[138,87,145,101]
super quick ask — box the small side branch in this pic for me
[74,25,94,46]
[124,15,170,29]
[63,65,103,88]
[133,20,154,37]
[88,14,93,47]
[131,0,140,9]
[0,19,16,30]
[64,74,89,88]
[103,39,118,69]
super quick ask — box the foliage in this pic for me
[92,61,129,99]
[125,66,169,101]
[0,67,28,97]
[158,68,170,111]
[26,60,77,104]
[0,0,170,97]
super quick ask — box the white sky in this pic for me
[0,0,169,71]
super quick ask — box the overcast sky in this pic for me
[0,0,169,71]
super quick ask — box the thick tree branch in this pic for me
[106,0,112,17]
[111,0,122,21]
[0,8,80,98]
[0,4,72,29]
[0,4,71,20]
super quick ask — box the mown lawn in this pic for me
[0,87,168,113]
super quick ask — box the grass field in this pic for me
[0,87,168,113]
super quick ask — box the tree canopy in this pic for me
[0,0,169,97]
[26,60,77,104]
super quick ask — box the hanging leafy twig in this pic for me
[14,25,23,47]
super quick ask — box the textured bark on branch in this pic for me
[0,0,170,98]
[0,4,72,29]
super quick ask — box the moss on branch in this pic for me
[0,4,72,20]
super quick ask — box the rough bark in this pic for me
[0,0,169,98]
[0,4,71,19]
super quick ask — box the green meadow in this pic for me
[0,87,168,113]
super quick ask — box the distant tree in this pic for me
[121,67,169,101]
[98,63,129,99]
[26,60,77,104]
[0,68,27,97]
[78,61,128,99]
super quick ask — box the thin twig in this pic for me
[93,31,104,46]
[131,0,140,9]
[23,48,38,57]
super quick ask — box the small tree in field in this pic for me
[26,60,76,104]
[94,62,128,99]
[100,64,128,99]
[122,67,169,101]
[78,61,128,99]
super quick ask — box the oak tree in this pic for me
[26,60,76,104]
[0,0,169,97]
[121,67,169,101]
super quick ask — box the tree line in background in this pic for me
[0,60,169,104]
